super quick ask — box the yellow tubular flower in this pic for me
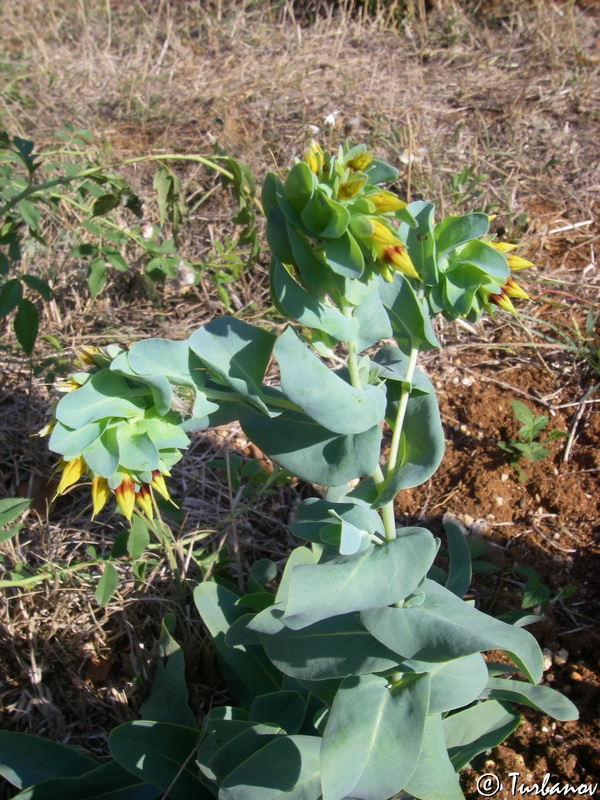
[78,346,100,366]
[380,244,419,280]
[337,174,367,200]
[346,151,373,172]
[55,377,83,393]
[489,292,517,314]
[135,485,154,519]
[503,278,530,300]
[367,191,407,213]
[489,241,534,270]
[91,475,110,517]
[115,478,136,520]
[302,140,324,174]
[55,456,86,496]
[150,471,171,502]
[367,218,420,280]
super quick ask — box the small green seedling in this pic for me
[497,399,567,479]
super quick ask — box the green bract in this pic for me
[13,142,574,800]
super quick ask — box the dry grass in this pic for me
[1,0,599,788]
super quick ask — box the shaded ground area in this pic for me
[1,1,599,797]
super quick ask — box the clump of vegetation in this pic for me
[497,399,567,480]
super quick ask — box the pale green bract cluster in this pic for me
[29,142,574,800]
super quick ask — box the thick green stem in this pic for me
[386,346,419,473]
[377,345,420,541]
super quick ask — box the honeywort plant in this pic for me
[2,142,577,800]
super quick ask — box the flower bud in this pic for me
[135,485,154,519]
[503,278,529,300]
[346,151,373,172]
[91,475,110,517]
[337,174,367,200]
[366,191,407,213]
[56,456,86,496]
[115,477,136,520]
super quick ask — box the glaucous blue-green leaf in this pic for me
[442,700,520,770]
[323,231,364,279]
[208,723,283,782]
[0,731,97,790]
[198,719,256,778]
[361,578,543,683]
[270,258,357,342]
[9,761,161,800]
[226,614,264,646]
[403,713,464,800]
[444,518,472,598]
[442,265,487,317]
[285,161,315,213]
[400,201,437,286]
[117,368,172,416]
[127,337,196,386]
[321,673,430,800]
[480,677,578,721]
[352,283,393,352]
[451,239,509,280]
[139,614,198,729]
[372,346,434,394]
[249,691,306,734]
[434,213,489,258]
[49,419,106,458]
[109,721,209,800]
[286,223,338,293]
[280,530,436,630]
[291,498,384,544]
[116,427,159,472]
[241,410,381,486]
[321,516,371,555]
[267,207,295,264]
[132,414,190,450]
[401,652,489,714]
[56,371,145,428]
[301,192,350,239]
[364,159,398,184]
[82,425,120,476]
[372,391,445,507]
[189,317,276,415]
[255,610,401,680]
[274,326,386,435]
[194,582,281,699]
[247,558,278,593]
[379,276,440,351]
[220,734,321,800]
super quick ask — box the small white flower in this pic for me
[307,124,320,135]
[323,111,339,127]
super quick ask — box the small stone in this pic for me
[461,377,473,387]
[553,649,569,666]
[463,514,475,528]
[496,496,504,506]
[570,671,583,681]
[554,734,565,743]
[542,648,553,671]
[459,423,468,433]
[541,725,549,732]
[501,473,510,481]
[553,532,561,540]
